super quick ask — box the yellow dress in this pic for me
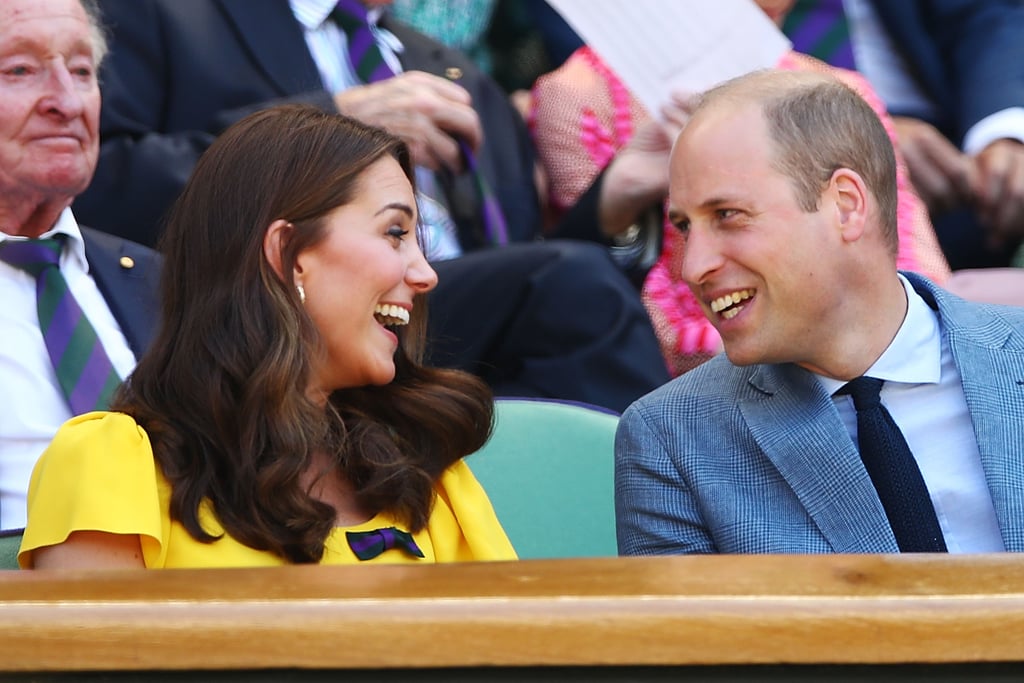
[19,412,516,568]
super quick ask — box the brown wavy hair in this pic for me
[112,105,494,563]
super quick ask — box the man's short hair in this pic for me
[697,70,899,255]
[79,0,109,65]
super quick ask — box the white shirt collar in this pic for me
[290,0,386,30]
[865,273,943,385]
[0,207,88,273]
[817,273,943,394]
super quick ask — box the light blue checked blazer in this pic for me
[615,273,1024,554]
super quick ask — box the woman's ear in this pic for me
[263,219,293,280]
[830,168,869,244]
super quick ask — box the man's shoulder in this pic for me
[80,227,161,266]
[626,354,756,416]
[382,16,481,75]
[907,271,1024,338]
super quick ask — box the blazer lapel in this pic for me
[383,16,446,76]
[383,17,486,246]
[81,228,161,357]
[739,364,899,553]
[216,0,325,95]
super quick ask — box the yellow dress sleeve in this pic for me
[428,460,517,561]
[18,411,165,568]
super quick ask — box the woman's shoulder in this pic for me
[54,409,148,439]
[434,459,478,492]
[45,411,153,463]
[22,411,166,569]
[29,410,162,518]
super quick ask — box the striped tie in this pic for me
[0,237,121,414]
[330,0,508,245]
[782,0,857,71]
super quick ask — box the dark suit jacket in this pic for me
[75,0,545,249]
[80,226,161,357]
[868,0,1024,147]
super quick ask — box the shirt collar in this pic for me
[816,273,943,395]
[290,0,386,30]
[0,207,88,271]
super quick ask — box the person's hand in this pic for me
[659,91,698,138]
[598,115,675,237]
[970,138,1024,248]
[892,115,974,215]
[333,71,483,171]
[597,92,699,237]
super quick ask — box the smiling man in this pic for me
[0,0,160,529]
[615,69,1024,556]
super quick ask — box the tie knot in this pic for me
[331,0,371,30]
[838,376,884,410]
[0,237,63,278]
[330,0,394,84]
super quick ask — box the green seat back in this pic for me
[0,529,23,570]
[466,399,620,559]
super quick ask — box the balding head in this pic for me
[686,70,899,255]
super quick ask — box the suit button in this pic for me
[119,256,135,269]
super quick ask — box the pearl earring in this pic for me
[296,282,306,305]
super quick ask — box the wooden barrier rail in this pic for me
[0,554,1022,680]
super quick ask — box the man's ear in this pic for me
[831,168,869,244]
[263,219,293,280]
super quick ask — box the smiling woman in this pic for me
[19,104,516,568]
[263,154,437,393]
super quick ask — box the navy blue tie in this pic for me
[840,377,947,552]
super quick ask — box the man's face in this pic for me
[667,103,847,370]
[0,0,100,211]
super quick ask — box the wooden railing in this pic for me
[1,554,1022,680]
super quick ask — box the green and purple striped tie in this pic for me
[782,0,857,71]
[0,237,120,414]
[330,0,508,245]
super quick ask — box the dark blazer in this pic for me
[615,272,1024,555]
[75,0,541,249]
[81,226,161,356]
[867,0,1024,148]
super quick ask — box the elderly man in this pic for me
[0,0,160,529]
[615,70,1024,555]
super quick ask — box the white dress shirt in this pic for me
[0,209,136,529]
[817,275,1004,552]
